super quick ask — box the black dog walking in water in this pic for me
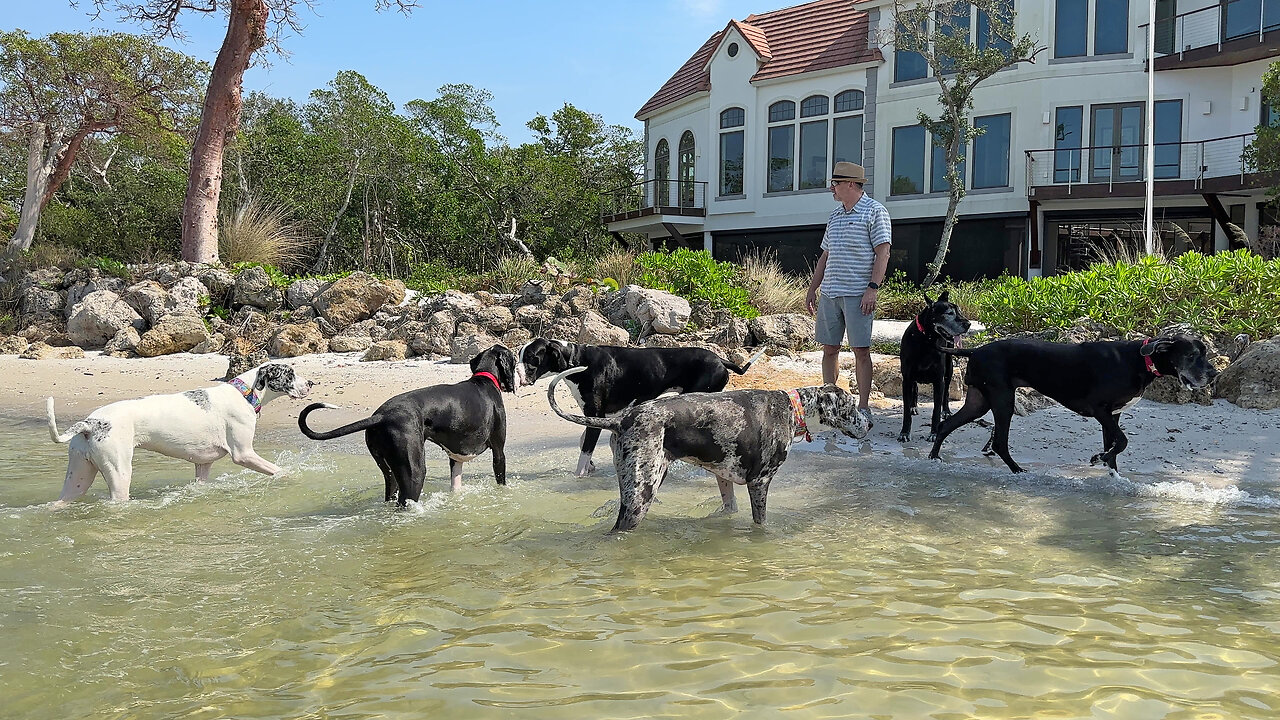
[928,336,1217,475]
[897,290,971,442]
[298,345,519,505]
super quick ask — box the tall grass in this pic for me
[219,199,311,272]
[590,250,640,287]
[740,252,807,315]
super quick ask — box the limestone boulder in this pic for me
[232,265,284,311]
[707,317,750,349]
[102,327,141,358]
[312,272,396,330]
[123,280,173,325]
[578,310,629,346]
[362,339,409,362]
[67,290,146,348]
[620,285,691,335]
[20,342,85,360]
[1214,335,1280,410]
[20,286,63,319]
[0,336,28,354]
[268,322,327,358]
[450,332,499,364]
[748,314,816,351]
[65,277,128,316]
[871,356,963,400]
[136,314,210,357]
[195,267,236,306]
[286,277,330,310]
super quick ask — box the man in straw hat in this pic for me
[806,161,892,429]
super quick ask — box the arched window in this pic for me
[719,108,745,196]
[767,101,797,192]
[766,92,866,194]
[678,131,696,208]
[655,139,670,206]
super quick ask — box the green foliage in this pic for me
[231,262,291,288]
[973,251,1280,339]
[1244,60,1280,199]
[635,249,758,318]
[404,260,466,294]
[81,256,132,281]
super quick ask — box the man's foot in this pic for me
[858,407,874,430]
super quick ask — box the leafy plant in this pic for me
[635,248,757,318]
[83,256,132,280]
[232,262,291,288]
[404,260,464,294]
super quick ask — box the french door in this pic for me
[1090,103,1144,183]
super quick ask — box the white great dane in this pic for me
[46,362,314,504]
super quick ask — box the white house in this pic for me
[603,0,1278,280]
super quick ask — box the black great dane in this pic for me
[897,290,972,442]
[298,345,518,505]
[518,338,766,476]
[928,335,1216,475]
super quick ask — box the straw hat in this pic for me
[829,161,867,184]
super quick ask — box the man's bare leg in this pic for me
[822,344,841,386]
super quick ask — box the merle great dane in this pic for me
[897,290,972,443]
[47,362,314,503]
[928,335,1217,475]
[298,345,518,505]
[547,367,870,532]
[518,338,767,476]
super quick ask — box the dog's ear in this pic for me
[1142,338,1177,356]
[922,292,934,306]
[497,347,517,392]
[937,289,950,304]
[254,365,271,390]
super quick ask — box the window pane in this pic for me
[1053,106,1083,182]
[835,90,865,113]
[931,132,966,192]
[799,120,828,189]
[800,95,829,118]
[655,139,670,205]
[769,101,795,122]
[678,131,696,207]
[895,20,928,81]
[1094,0,1129,54]
[891,124,926,195]
[768,124,795,192]
[1055,0,1087,57]
[1223,0,1278,39]
[939,1,971,74]
[1264,100,1280,127]
[978,2,1013,57]
[1153,100,1182,179]
[972,114,1010,188]
[833,115,863,165]
[720,107,744,129]
[720,131,744,195]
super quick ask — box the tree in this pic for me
[0,30,205,255]
[1244,60,1279,198]
[90,0,419,265]
[885,0,1042,285]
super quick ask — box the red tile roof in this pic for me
[636,0,883,119]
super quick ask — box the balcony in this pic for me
[601,179,708,245]
[1142,0,1280,70]
[1025,132,1276,199]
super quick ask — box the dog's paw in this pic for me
[896,432,910,443]
[574,462,597,478]
[926,432,938,443]
[1089,453,1103,466]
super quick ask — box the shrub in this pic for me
[488,254,542,294]
[219,198,310,272]
[404,260,465,294]
[590,250,640,288]
[740,252,808,315]
[635,248,757,318]
[231,262,291,288]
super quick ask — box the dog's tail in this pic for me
[722,347,768,375]
[46,398,87,444]
[547,367,619,430]
[298,403,385,441]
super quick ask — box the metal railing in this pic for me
[1024,132,1259,193]
[1141,0,1278,58]
[601,179,708,219]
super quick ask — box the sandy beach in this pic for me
[7,350,1279,498]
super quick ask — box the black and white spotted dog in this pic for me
[46,362,314,503]
[518,338,767,477]
[548,367,870,532]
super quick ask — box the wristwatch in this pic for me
[867,281,881,290]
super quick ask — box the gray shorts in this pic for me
[816,293,875,348]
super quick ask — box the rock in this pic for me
[502,327,533,348]
[123,280,173,325]
[139,263,182,286]
[224,350,270,381]
[195,267,236,306]
[168,276,208,316]
[870,356,963,400]
[450,332,499,364]
[19,342,85,360]
[384,278,407,307]
[232,266,284,311]
[473,290,496,307]
[20,318,66,345]
[748,314,816,351]
[514,280,548,307]
[513,304,552,332]
[329,332,374,353]
[65,277,128,316]
[102,327,142,358]
[286,277,329,309]
[190,332,225,354]
[362,339,409,362]
[0,336,28,354]
[136,314,211,357]
[1014,388,1057,415]
[579,310,629,346]
[20,286,63,319]
[544,317,580,342]
[707,317,750,349]
[562,286,598,315]
[19,268,64,292]
[312,272,396,330]
[1143,375,1213,405]
[621,285,691,335]
[641,334,679,348]
[1214,335,1280,410]
[67,290,146,348]
[268,322,327,357]
[473,305,515,335]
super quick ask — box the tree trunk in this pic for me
[8,122,61,255]
[180,0,269,264]
[311,159,360,272]
[39,128,92,210]
[923,133,968,287]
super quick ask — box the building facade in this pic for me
[603,0,1278,280]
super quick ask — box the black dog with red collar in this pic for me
[897,290,972,443]
[298,344,518,505]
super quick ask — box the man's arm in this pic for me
[807,250,829,315]
[861,242,891,315]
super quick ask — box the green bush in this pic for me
[404,260,465,294]
[231,262,291,288]
[974,250,1280,338]
[635,248,757,318]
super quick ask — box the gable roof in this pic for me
[636,0,883,119]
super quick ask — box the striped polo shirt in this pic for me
[819,194,892,298]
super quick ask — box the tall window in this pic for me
[891,124,927,195]
[977,1,1013,56]
[1224,0,1280,40]
[655,139,670,206]
[930,131,967,193]
[833,90,865,166]
[894,19,928,81]
[900,4,1013,82]
[768,100,796,192]
[972,113,1011,188]
[1153,99,1183,179]
[1094,0,1129,55]
[1055,0,1087,57]
[799,95,829,189]
[719,108,745,196]
[938,1,972,73]
[678,131,696,207]
[1053,106,1084,182]
[1055,0,1129,57]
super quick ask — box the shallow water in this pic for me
[3,416,1279,719]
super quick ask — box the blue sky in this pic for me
[4,0,767,145]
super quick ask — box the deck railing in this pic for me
[1140,0,1278,58]
[1024,132,1259,194]
[600,179,708,219]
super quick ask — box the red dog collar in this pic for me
[1141,339,1161,377]
[915,314,926,333]
[473,371,501,390]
